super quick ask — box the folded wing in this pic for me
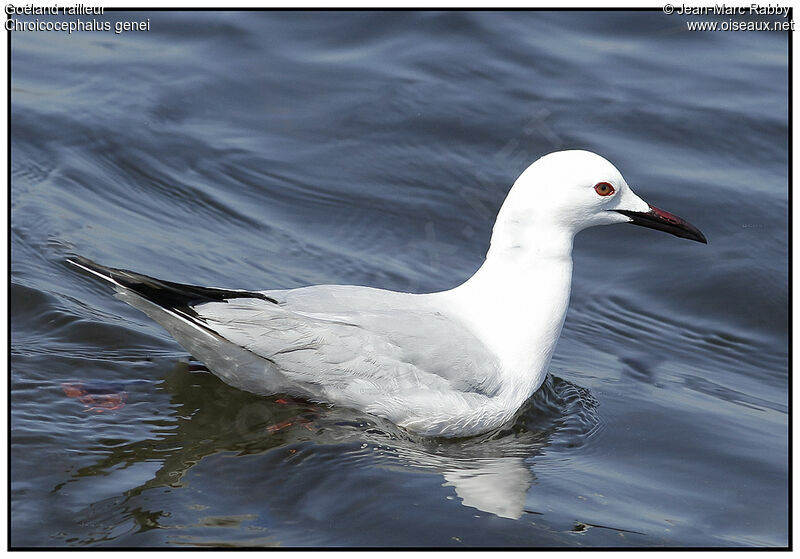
[193,285,503,414]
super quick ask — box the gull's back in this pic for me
[206,286,501,394]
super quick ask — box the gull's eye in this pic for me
[594,182,615,196]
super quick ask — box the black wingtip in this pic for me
[68,255,278,313]
[66,255,119,283]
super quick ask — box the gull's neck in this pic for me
[441,223,575,403]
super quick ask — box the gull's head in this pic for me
[490,150,706,256]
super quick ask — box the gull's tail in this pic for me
[66,255,277,319]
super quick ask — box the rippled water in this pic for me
[10,10,788,547]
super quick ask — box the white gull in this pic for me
[68,150,706,437]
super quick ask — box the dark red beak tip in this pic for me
[614,205,707,244]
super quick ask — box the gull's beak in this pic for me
[614,205,707,244]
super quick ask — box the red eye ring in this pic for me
[594,182,615,196]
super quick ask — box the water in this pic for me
[10,10,788,547]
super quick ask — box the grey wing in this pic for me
[192,285,503,407]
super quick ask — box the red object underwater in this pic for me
[61,382,128,413]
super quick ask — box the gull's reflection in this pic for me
[442,458,532,519]
[54,362,599,542]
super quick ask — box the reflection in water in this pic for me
[442,459,531,519]
[52,363,600,542]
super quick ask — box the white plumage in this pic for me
[69,150,706,437]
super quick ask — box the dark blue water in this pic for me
[10,10,788,547]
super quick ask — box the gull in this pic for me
[68,150,706,438]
